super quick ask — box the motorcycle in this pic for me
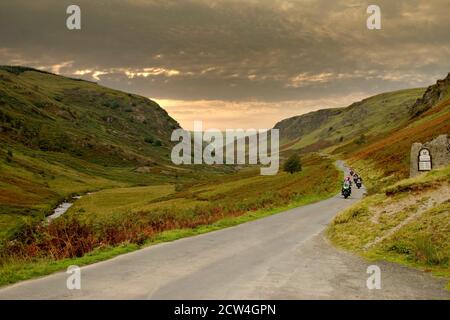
[342,185,351,199]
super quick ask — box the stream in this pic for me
[46,195,82,222]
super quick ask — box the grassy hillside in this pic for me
[328,165,450,289]
[0,66,229,239]
[340,73,450,191]
[275,73,450,191]
[275,88,425,151]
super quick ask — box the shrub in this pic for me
[144,137,154,144]
[144,136,162,147]
[102,100,120,109]
[283,154,302,174]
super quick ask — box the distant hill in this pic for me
[275,88,425,151]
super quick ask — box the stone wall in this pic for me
[410,134,450,177]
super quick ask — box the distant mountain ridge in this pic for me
[274,87,425,151]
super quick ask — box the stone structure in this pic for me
[410,134,450,177]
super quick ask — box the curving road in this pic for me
[0,161,448,299]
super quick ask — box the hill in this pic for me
[0,66,186,238]
[275,88,425,151]
[342,73,450,189]
[0,66,180,163]
[275,73,450,189]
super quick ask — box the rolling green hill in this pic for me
[0,66,188,237]
[0,66,180,163]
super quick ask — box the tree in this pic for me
[283,154,302,174]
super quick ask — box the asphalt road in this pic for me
[0,161,448,299]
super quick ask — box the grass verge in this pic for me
[0,192,335,287]
[328,165,450,291]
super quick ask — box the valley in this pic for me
[0,66,449,294]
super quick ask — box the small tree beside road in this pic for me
[283,154,302,174]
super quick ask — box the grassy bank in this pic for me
[328,165,450,289]
[0,154,341,286]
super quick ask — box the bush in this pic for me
[144,137,154,144]
[283,154,302,174]
[103,100,120,109]
[145,137,162,147]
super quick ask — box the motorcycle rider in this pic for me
[342,176,352,196]
[344,176,352,185]
[356,175,363,188]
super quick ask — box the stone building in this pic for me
[410,134,450,177]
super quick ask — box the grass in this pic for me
[384,164,450,195]
[328,165,450,289]
[68,185,176,220]
[0,155,340,286]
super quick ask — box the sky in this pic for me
[0,0,449,130]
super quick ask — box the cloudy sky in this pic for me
[1,0,449,129]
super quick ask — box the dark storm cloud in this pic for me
[0,0,449,128]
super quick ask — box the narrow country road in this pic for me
[0,161,448,299]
